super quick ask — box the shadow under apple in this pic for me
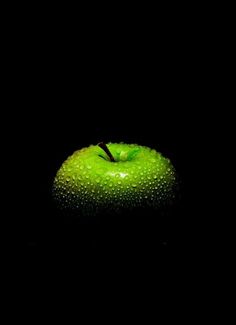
[47,199,183,257]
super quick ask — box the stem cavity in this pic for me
[98,142,115,162]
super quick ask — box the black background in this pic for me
[3,5,228,318]
[7,11,213,270]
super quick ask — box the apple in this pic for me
[53,142,177,217]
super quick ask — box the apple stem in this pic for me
[98,142,115,162]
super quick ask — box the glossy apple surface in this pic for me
[53,143,177,216]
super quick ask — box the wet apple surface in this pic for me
[53,142,177,216]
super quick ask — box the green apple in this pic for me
[53,142,177,216]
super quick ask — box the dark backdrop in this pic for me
[8,18,209,266]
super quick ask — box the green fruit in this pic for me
[53,142,177,216]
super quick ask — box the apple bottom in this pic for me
[52,203,179,252]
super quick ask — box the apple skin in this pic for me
[53,143,177,216]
